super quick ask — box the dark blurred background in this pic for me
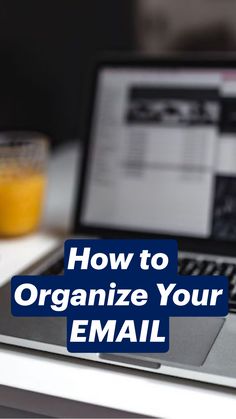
[1,0,236,145]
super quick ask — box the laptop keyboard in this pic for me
[41,256,236,312]
[179,257,236,312]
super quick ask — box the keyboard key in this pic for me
[224,264,235,278]
[181,259,196,275]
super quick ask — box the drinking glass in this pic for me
[0,132,49,237]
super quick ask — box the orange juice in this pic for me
[0,167,46,237]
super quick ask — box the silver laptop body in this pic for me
[1,56,236,388]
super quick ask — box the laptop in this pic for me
[1,56,236,388]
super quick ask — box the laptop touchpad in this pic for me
[154,317,224,366]
[101,317,224,368]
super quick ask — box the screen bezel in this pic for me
[74,54,236,256]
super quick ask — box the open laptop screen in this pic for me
[80,66,236,241]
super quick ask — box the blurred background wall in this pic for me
[136,0,236,53]
[0,0,236,145]
[0,0,134,144]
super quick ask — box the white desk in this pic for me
[0,142,236,418]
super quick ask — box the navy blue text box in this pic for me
[67,317,169,353]
[11,273,228,318]
[11,239,229,353]
[64,239,178,276]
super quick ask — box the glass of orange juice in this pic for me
[0,132,49,237]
